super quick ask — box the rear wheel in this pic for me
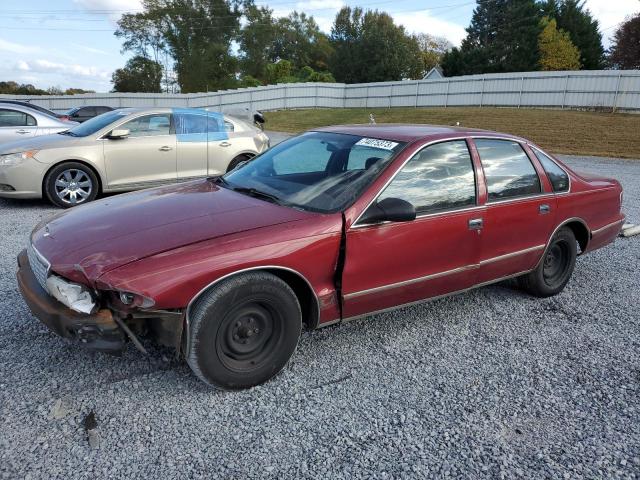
[186,272,301,389]
[44,162,99,208]
[519,227,577,297]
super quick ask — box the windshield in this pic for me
[222,132,405,213]
[64,110,129,137]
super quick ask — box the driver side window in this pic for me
[377,140,476,215]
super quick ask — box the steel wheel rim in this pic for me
[54,169,93,205]
[543,241,570,286]
[215,299,283,373]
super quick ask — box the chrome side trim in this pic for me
[343,245,545,300]
[338,269,534,324]
[479,244,545,265]
[353,205,486,229]
[486,193,555,205]
[184,266,321,356]
[591,218,625,235]
[343,264,479,300]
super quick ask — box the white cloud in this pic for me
[583,0,639,44]
[16,59,111,80]
[393,11,467,46]
[69,42,113,56]
[73,0,143,21]
[0,38,42,55]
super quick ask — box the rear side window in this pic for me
[122,114,171,137]
[475,139,541,201]
[532,148,569,192]
[175,113,207,135]
[0,109,36,127]
[378,140,476,214]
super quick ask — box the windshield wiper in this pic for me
[230,186,285,205]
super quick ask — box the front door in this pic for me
[103,113,177,189]
[0,108,37,143]
[342,139,483,319]
[472,138,557,283]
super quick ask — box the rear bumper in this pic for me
[16,249,125,353]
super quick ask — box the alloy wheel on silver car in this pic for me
[54,169,93,205]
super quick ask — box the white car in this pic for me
[0,103,76,144]
[0,107,270,207]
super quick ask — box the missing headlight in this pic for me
[46,275,96,314]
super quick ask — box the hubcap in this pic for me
[54,169,92,205]
[216,300,282,373]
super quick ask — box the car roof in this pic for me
[313,124,525,143]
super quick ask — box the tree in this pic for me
[538,17,581,70]
[116,0,242,93]
[446,0,542,75]
[272,12,333,72]
[0,81,47,95]
[112,55,163,92]
[414,33,452,77]
[542,0,605,69]
[608,13,640,69]
[330,7,422,83]
[238,5,278,82]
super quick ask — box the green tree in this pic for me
[116,0,241,93]
[608,13,640,69]
[238,4,278,82]
[272,12,333,72]
[539,17,581,70]
[330,7,422,83]
[112,55,163,92]
[541,0,605,69]
[447,0,542,75]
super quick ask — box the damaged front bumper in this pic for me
[16,249,125,354]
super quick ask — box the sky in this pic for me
[0,0,638,92]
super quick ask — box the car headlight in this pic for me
[46,275,96,314]
[0,150,38,166]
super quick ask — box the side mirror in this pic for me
[108,128,130,139]
[359,197,416,225]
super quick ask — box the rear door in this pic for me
[206,113,234,175]
[341,139,483,319]
[472,138,556,283]
[174,110,208,180]
[103,113,177,189]
[0,108,37,143]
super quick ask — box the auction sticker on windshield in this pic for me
[354,138,399,150]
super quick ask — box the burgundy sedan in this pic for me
[17,125,625,389]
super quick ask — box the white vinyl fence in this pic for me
[3,70,639,114]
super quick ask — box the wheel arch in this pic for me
[183,266,321,356]
[536,217,590,270]
[42,159,104,197]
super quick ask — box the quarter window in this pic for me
[0,109,36,127]
[475,139,541,201]
[122,114,171,137]
[532,148,569,192]
[377,140,476,214]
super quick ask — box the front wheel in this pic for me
[44,162,99,208]
[186,272,302,389]
[519,226,577,297]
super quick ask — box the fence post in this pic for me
[284,85,288,110]
[414,81,419,108]
[561,74,569,109]
[613,72,622,113]
[479,77,485,107]
[445,80,450,108]
[518,76,524,108]
[314,84,318,109]
[249,89,254,112]
[365,86,369,109]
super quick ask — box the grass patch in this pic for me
[265,107,640,159]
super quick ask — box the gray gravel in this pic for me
[1,154,639,479]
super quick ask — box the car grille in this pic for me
[27,244,50,292]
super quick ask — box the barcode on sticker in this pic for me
[355,138,399,150]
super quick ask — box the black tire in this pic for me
[519,227,577,297]
[186,272,302,389]
[44,162,99,208]
[226,154,252,173]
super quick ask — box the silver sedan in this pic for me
[0,107,270,207]
[0,103,76,144]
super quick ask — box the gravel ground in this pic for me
[0,153,639,479]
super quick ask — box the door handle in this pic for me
[468,218,483,230]
[539,204,551,214]
[16,129,29,134]
[219,141,232,147]
[158,146,172,151]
